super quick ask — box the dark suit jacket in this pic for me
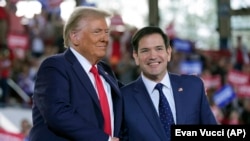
[121,73,217,141]
[29,49,123,141]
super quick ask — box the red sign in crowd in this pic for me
[227,70,250,98]
[202,74,221,90]
[7,33,29,50]
[202,69,250,98]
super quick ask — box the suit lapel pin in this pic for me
[178,88,183,92]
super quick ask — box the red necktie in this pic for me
[90,65,111,136]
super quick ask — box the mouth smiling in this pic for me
[148,61,160,67]
[97,45,107,48]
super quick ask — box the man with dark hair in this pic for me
[121,26,217,141]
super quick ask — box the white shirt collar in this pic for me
[70,47,93,73]
[141,72,171,94]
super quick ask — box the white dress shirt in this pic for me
[141,72,176,124]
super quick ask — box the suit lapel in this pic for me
[97,65,121,97]
[64,49,101,109]
[133,77,167,140]
[169,74,186,124]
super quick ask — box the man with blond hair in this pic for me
[29,6,122,141]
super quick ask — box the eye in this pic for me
[93,30,101,34]
[105,29,110,34]
[156,46,164,51]
[92,28,104,34]
[139,48,149,53]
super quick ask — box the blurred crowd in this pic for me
[0,1,250,138]
[0,1,64,106]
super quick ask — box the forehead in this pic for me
[138,33,164,47]
[80,18,109,30]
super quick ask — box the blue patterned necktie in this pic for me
[155,83,175,141]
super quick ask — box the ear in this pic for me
[166,46,172,62]
[70,31,79,46]
[132,50,139,66]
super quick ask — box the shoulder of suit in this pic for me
[98,60,117,77]
[40,53,64,65]
[169,72,203,83]
[120,78,139,92]
[98,60,110,69]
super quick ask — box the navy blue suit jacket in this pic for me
[121,73,217,141]
[29,49,123,141]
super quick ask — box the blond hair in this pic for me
[63,6,111,47]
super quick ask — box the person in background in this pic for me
[121,26,217,141]
[116,51,137,84]
[0,47,12,106]
[0,6,8,48]
[29,6,122,141]
[231,35,249,71]
[239,98,250,124]
[0,4,10,106]
[20,118,32,141]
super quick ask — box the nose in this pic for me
[149,50,157,59]
[101,32,109,42]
